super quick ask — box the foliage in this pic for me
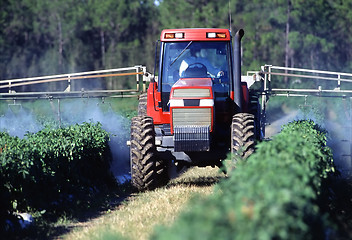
[0,122,113,216]
[1,0,352,89]
[152,120,335,240]
[0,0,158,89]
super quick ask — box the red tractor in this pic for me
[130,28,261,191]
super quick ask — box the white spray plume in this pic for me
[266,98,352,178]
[0,98,131,182]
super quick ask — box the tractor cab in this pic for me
[159,40,231,112]
[130,28,259,191]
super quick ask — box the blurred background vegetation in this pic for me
[1,0,352,87]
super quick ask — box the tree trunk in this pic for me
[100,29,105,68]
[56,13,65,91]
[284,0,292,85]
[57,14,63,73]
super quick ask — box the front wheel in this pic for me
[130,116,168,191]
[138,93,147,115]
[231,113,256,161]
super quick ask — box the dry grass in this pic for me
[59,166,225,240]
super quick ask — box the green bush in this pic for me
[152,120,335,240]
[0,122,113,213]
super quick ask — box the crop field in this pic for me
[60,167,224,240]
[1,96,352,240]
[4,1,352,239]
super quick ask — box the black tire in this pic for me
[138,93,147,115]
[231,113,256,160]
[130,116,168,191]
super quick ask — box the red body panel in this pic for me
[146,80,250,125]
[146,82,170,124]
[161,28,231,42]
[230,91,234,101]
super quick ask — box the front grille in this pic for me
[172,108,212,130]
[174,125,210,152]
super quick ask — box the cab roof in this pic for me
[160,28,231,42]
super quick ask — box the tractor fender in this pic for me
[241,82,249,113]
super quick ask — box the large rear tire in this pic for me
[231,113,256,160]
[130,116,168,191]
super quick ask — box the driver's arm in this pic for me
[200,58,223,77]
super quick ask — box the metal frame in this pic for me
[260,65,352,96]
[246,65,352,137]
[0,65,150,100]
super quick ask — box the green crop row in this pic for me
[152,120,335,240]
[0,122,113,219]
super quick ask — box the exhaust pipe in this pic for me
[233,29,244,112]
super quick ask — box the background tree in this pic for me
[1,0,352,89]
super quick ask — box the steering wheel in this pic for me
[187,63,207,69]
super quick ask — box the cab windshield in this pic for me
[160,41,231,111]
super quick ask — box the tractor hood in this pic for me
[169,78,214,101]
[169,77,215,137]
[172,78,213,88]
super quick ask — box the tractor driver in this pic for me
[179,45,224,78]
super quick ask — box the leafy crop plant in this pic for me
[152,120,335,240]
